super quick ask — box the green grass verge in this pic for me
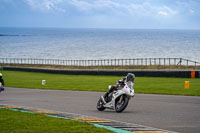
[1,70,200,96]
[0,108,113,133]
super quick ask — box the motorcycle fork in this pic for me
[119,95,123,103]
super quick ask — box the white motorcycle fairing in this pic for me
[103,83,134,110]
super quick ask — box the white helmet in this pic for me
[126,73,135,82]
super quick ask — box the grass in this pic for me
[1,70,200,96]
[0,108,113,133]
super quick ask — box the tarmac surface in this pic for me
[0,87,200,133]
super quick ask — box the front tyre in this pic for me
[115,95,129,113]
[97,98,105,111]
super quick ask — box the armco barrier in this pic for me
[3,67,200,78]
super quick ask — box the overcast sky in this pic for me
[0,0,200,29]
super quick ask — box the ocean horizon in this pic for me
[0,27,200,62]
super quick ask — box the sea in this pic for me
[0,27,200,62]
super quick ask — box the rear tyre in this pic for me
[97,98,105,111]
[115,95,129,113]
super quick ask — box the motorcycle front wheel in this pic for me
[97,98,105,111]
[115,95,129,113]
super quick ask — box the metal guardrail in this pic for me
[0,58,200,67]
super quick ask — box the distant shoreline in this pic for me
[1,26,200,31]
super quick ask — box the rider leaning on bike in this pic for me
[101,73,135,103]
[0,73,5,91]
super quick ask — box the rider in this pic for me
[101,73,135,103]
[0,73,5,91]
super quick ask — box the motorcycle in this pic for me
[97,83,134,113]
[0,82,4,93]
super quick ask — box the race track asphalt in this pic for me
[0,87,200,133]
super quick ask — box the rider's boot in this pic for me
[101,86,115,104]
[101,96,106,104]
[101,92,109,104]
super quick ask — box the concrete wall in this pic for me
[3,67,200,78]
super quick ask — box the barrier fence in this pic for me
[0,58,200,67]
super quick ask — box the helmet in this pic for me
[126,73,135,82]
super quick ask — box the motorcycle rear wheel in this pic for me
[97,98,105,111]
[115,95,129,113]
